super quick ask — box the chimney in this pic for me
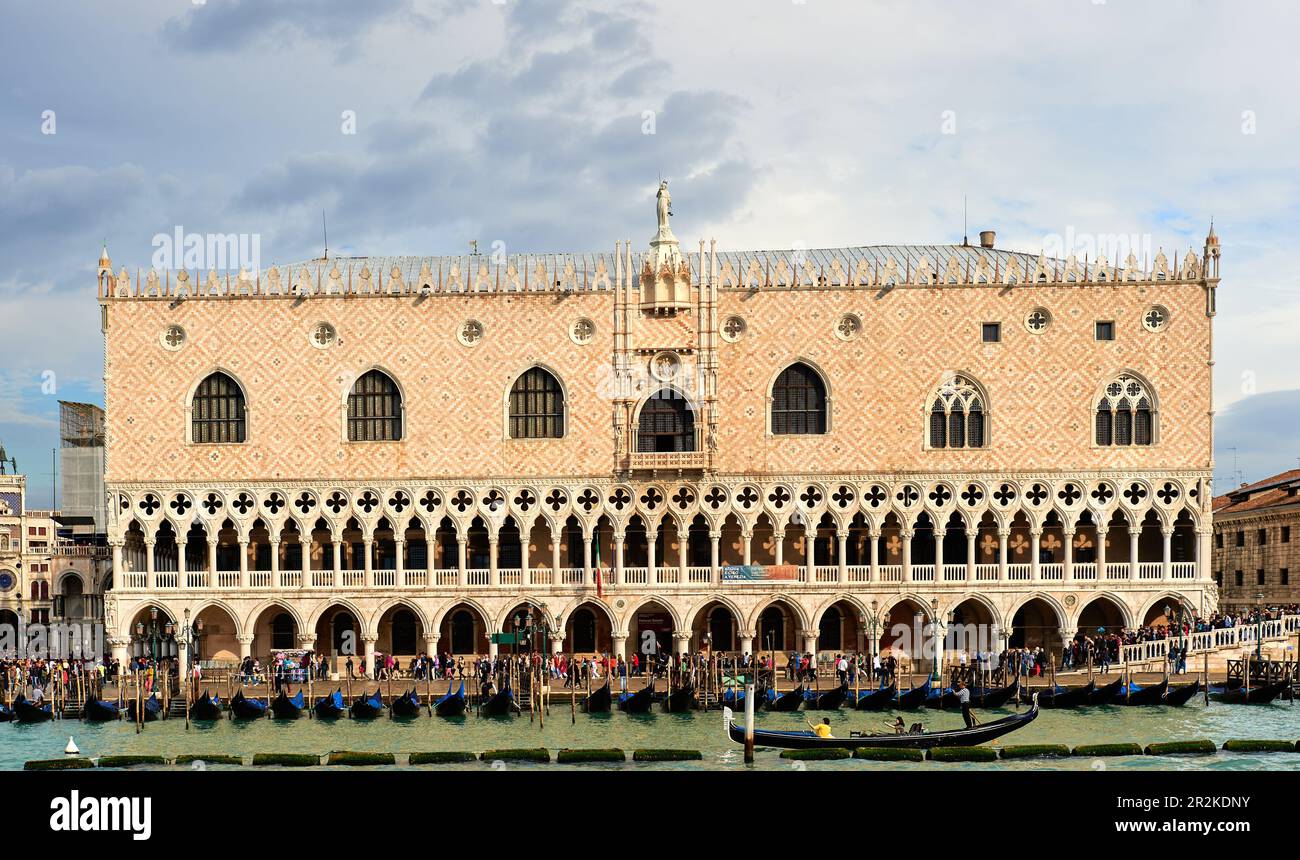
[978,230,996,249]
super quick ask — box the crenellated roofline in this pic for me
[97,241,1220,301]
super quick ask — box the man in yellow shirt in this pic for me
[806,717,833,739]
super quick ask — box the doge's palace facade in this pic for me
[98,185,1220,670]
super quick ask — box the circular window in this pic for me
[1024,308,1052,334]
[834,313,862,341]
[457,320,485,347]
[569,318,595,346]
[160,324,187,351]
[1143,305,1170,332]
[0,571,14,592]
[720,315,746,343]
[310,321,336,349]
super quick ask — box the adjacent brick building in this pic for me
[1213,470,1300,612]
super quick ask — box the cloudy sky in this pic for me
[1,0,1297,506]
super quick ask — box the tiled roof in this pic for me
[1214,469,1300,517]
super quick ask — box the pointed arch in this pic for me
[187,369,247,444]
[506,364,566,439]
[1094,370,1157,446]
[926,372,987,449]
[634,386,698,453]
[768,360,829,435]
[344,367,404,442]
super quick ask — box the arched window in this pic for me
[928,375,986,448]
[271,612,295,650]
[347,370,402,441]
[1096,374,1155,446]
[637,389,695,452]
[508,367,564,439]
[192,372,246,443]
[771,362,827,435]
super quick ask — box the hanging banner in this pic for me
[721,564,798,581]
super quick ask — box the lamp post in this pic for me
[930,597,942,683]
[1256,592,1265,662]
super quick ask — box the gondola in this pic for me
[720,685,766,712]
[1162,680,1201,706]
[617,679,655,714]
[270,689,305,719]
[1115,680,1168,706]
[1212,680,1289,705]
[390,689,422,717]
[479,685,516,717]
[190,690,223,720]
[854,683,897,710]
[350,689,385,719]
[663,683,696,712]
[0,703,13,722]
[805,684,849,710]
[923,686,953,708]
[13,694,53,723]
[82,694,121,722]
[435,681,467,717]
[1035,681,1093,709]
[313,689,345,718]
[126,692,162,723]
[896,679,931,711]
[230,690,268,719]
[724,694,1040,750]
[938,678,1020,710]
[1089,677,1124,705]
[769,685,804,712]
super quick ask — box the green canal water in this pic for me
[6,701,1300,771]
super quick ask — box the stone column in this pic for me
[869,530,880,582]
[673,631,690,657]
[677,528,688,581]
[647,527,658,584]
[363,537,374,588]
[551,529,562,583]
[901,530,913,582]
[208,539,218,587]
[144,539,156,590]
[934,529,946,579]
[741,530,753,566]
[177,539,188,590]
[966,529,976,581]
[394,538,405,587]
[1062,529,1074,582]
[1196,527,1212,581]
[1161,527,1173,581]
[488,536,499,587]
[612,634,628,662]
[805,522,816,581]
[300,535,311,587]
[423,634,440,657]
[1129,531,1140,580]
[269,537,281,587]
[488,640,499,658]
[238,634,254,660]
[1096,525,1108,577]
[1029,528,1041,580]
[332,539,343,589]
[837,530,849,584]
[518,530,530,584]
[296,634,317,655]
[774,529,785,566]
[614,532,626,586]
[582,531,593,587]
[801,631,818,659]
[457,535,468,587]
[111,542,124,587]
[739,634,754,656]
[110,638,130,667]
[237,538,249,588]
[710,531,721,586]
[998,530,1009,581]
[362,637,378,679]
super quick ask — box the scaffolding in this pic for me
[58,401,106,532]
